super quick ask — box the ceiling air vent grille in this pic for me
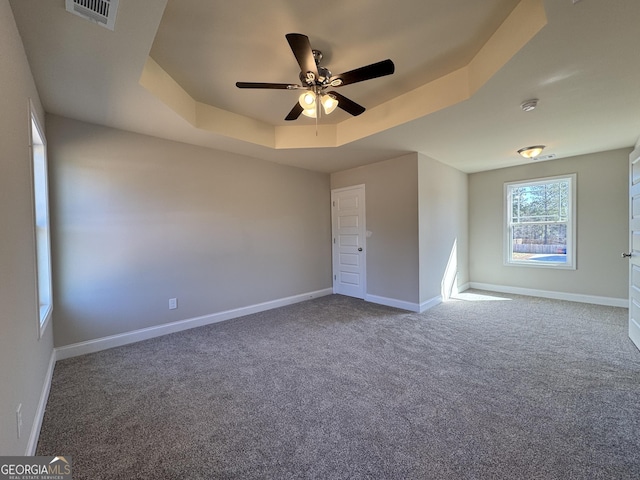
[65,0,119,31]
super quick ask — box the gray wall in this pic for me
[331,154,420,304]
[418,154,469,304]
[469,149,629,300]
[0,0,54,455]
[331,153,470,308]
[47,115,332,347]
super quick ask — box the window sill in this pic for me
[504,260,576,270]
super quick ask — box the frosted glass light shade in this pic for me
[321,94,338,114]
[298,92,316,109]
[517,145,545,158]
[301,107,317,118]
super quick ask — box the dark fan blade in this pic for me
[285,33,318,85]
[236,82,298,89]
[331,59,395,87]
[328,91,366,116]
[285,103,304,121]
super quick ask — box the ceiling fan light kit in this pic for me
[236,33,395,121]
[297,93,339,118]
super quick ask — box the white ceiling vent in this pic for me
[65,0,119,31]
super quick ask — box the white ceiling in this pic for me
[9,0,640,173]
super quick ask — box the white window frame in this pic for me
[29,100,53,338]
[504,173,577,270]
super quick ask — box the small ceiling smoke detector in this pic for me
[65,0,119,31]
[521,99,538,112]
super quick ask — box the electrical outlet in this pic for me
[169,298,177,310]
[16,404,22,439]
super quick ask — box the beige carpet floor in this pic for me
[37,291,640,479]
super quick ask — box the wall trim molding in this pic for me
[365,294,417,312]
[55,288,333,361]
[419,295,443,312]
[469,282,628,308]
[26,350,56,455]
[364,294,445,313]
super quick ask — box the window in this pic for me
[505,174,576,269]
[29,102,52,337]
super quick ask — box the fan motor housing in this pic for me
[299,66,332,86]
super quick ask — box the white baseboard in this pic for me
[419,295,443,312]
[26,350,56,455]
[469,282,628,308]
[365,294,420,312]
[55,288,333,361]
[365,294,444,313]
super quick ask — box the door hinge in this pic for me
[333,238,336,244]
[332,201,335,207]
[334,275,337,280]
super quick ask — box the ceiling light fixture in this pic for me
[299,92,316,109]
[237,36,394,122]
[517,145,546,159]
[321,94,338,115]
[301,107,318,118]
[298,92,339,118]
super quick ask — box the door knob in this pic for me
[358,247,363,252]
[622,252,632,258]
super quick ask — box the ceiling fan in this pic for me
[236,33,395,121]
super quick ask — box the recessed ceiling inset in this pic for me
[140,0,548,151]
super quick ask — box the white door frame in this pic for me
[331,185,367,299]
[628,146,640,352]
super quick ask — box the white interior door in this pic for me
[332,185,366,299]
[628,146,640,352]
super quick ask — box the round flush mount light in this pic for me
[521,99,538,112]
[518,145,546,158]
